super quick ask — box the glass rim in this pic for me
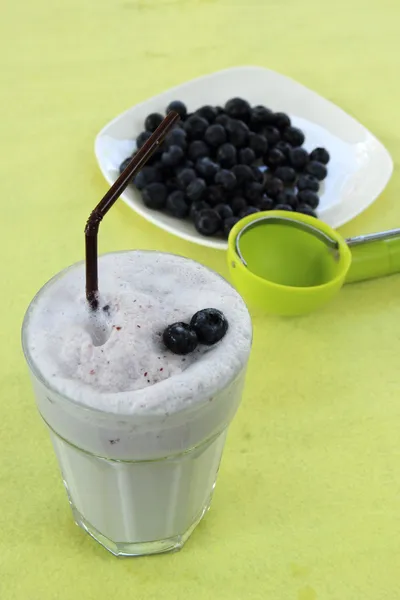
[22,249,252,421]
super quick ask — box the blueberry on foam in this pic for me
[190,309,228,346]
[163,323,198,355]
[162,309,229,354]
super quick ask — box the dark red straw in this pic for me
[85,111,180,310]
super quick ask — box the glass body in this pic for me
[22,252,251,557]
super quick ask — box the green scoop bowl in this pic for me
[227,210,400,316]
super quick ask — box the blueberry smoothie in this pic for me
[22,251,252,556]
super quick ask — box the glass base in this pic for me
[69,495,212,557]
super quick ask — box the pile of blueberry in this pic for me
[163,308,228,355]
[119,98,330,239]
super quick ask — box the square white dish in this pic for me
[95,66,393,250]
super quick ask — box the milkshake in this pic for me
[22,251,252,556]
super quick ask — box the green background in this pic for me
[1,0,400,598]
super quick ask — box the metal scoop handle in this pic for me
[235,214,400,284]
[235,215,339,267]
[346,227,400,246]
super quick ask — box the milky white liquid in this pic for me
[22,252,252,553]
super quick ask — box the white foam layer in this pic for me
[25,252,252,416]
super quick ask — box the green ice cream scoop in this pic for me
[227,211,400,316]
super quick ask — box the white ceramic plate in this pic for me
[95,66,393,250]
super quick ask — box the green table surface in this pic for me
[2,0,400,598]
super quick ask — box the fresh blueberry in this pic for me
[133,166,161,190]
[274,203,293,212]
[188,140,210,162]
[283,126,305,147]
[297,190,319,209]
[224,98,252,122]
[215,113,231,128]
[215,203,234,220]
[184,115,209,139]
[186,178,207,202]
[296,204,317,217]
[305,161,327,181]
[297,174,319,192]
[264,177,284,198]
[196,105,218,123]
[272,112,291,130]
[154,160,168,177]
[230,196,248,215]
[289,147,309,169]
[195,157,220,182]
[148,150,165,166]
[223,216,240,238]
[264,126,281,146]
[136,130,152,149]
[256,195,275,211]
[141,183,168,209]
[274,166,297,185]
[226,119,250,148]
[216,143,237,168]
[264,148,287,169]
[276,189,298,208]
[174,161,193,175]
[177,167,197,189]
[239,147,256,165]
[143,151,162,168]
[215,169,237,191]
[232,164,255,185]
[190,200,210,219]
[252,167,264,183]
[164,128,187,150]
[144,112,164,132]
[194,209,222,236]
[206,185,225,207]
[143,148,164,167]
[159,167,177,183]
[309,147,330,165]
[175,161,190,173]
[190,308,229,345]
[275,141,292,157]
[165,177,178,192]
[239,206,260,218]
[166,191,189,218]
[161,145,185,167]
[119,157,132,175]
[248,132,268,157]
[204,124,227,147]
[163,322,198,355]
[166,100,187,119]
[244,181,264,204]
[249,105,274,131]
